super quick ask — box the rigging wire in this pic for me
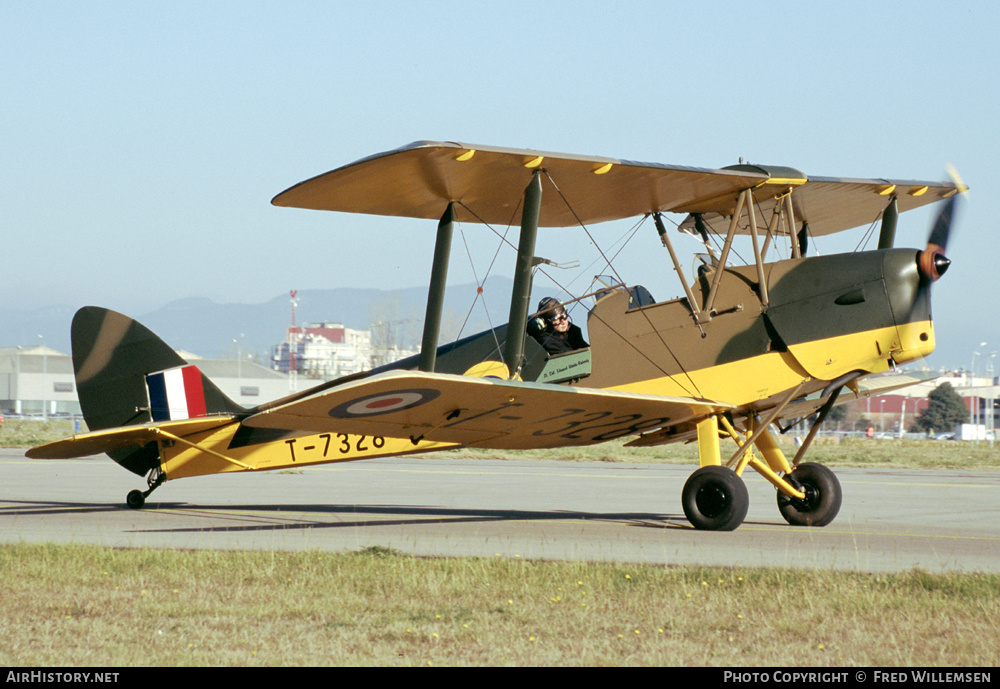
[541,170,703,398]
[454,223,498,345]
[853,196,896,253]
[553,214,648,297]
[853,218,880,253]
[450,200,522,364]
[456,189,699,395]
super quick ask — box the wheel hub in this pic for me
[696,485,729,518]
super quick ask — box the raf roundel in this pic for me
[328,388,441,418]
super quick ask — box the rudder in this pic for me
[72,306,244,475]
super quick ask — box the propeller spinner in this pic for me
[918,195,956,281]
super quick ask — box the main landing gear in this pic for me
[126,468,165,510]
[682,465,749,531]
[681,415,842,531]
[776,462,842,527]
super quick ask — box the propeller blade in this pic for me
[905,169,965,323]
[918,174,964,282]
[927,195,956,252]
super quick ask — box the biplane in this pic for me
[28,141,966,530]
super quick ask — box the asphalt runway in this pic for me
[2,447,998,573]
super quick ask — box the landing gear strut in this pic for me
[126,468,165,510]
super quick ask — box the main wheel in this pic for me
[777,462,841,526]
[682,466,749,531]
[126,490,145,510]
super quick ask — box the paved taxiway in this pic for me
[1,448,997,573]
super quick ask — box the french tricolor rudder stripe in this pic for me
[180,365,207,418]
[146,365,208,421]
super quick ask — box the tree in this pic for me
[913,382,968,433]
[826,405,847,430]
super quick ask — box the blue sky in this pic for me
[3,1,998,370]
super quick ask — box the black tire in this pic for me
[682,465,749,531]
[126,490,145,510]
[777,462,841,526]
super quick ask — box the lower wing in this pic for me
[242,370,733,450]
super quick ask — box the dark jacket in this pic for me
[526,318,589,355]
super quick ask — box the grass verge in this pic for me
[1,543,997,667]
[4,418,999,469]
[430,436,1000,470]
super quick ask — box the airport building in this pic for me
[272,322,385,380]
[845,371,999,437]
[0,345,290,420]
[0,345,77,417]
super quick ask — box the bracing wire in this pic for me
[450,201,522,362]
[853,196,896,253]
[541,170,703,398]
[456,190,698,395]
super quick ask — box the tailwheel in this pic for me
[125,467,165,510]
[682,465,749,531]
[777,462,841,527]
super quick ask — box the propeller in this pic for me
[918,196,955,280]
[917,167,965,282]
[890,169,966,329]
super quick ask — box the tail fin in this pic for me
[72,306,244,475]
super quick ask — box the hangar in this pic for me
[0,345,289,422]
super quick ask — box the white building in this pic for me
[0,345,77,417]
[0,345,291,421]
[272,322,374,380]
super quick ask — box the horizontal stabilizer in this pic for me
[242,370,732,450]
[25,416,236,460]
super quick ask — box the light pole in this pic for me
[233,334,245,403]
[988,352,997,448]
[971,347,982,427]
[38,335,47,421]
[971,343,987,442]
[14,347,21,415]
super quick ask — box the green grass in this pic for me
[4,418,999,469]
[0,419,80,449]
[0,543,997,667]
[430,436,1000,470]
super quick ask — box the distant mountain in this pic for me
[0,276,545,362]
[0,304,79,354]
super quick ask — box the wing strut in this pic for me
[701,190,747,320]
[503,171,542,376]
[419,203,455,372]
[653,212,706,335]
[877,196,898,249]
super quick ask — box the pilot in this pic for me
[527,297,589,355]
